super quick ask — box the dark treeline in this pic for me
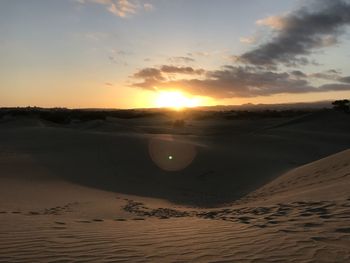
[332,99,349,113]
[0,107,321,124]
[0,107,164,124]
[0,99,347,124]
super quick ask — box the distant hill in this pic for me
[196,100,333,111]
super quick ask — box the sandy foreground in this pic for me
[1,111,350,262]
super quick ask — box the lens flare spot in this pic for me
[149,135,196,171]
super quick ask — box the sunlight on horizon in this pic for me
[154,91,201,110]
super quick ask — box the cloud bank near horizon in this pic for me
[131,0,350,98]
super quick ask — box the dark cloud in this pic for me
[108,55,117,64]
[239,0,350,66]
[132,65,350,98]
[319,83,350,90]
[133,68,165,84]
[160,65,204,75]
[168,56,195,64]
[309,70,341,80]
[290,70,307,78]
[132,65,205,89]
[327,69,341,74]
[339,76,350,83]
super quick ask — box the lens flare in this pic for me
[149,135,196,171]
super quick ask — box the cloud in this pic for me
[168,56,195,64]
[187,51,211,57]
[132,65,206,89]
[133,65,205,78]
[309,70,341,80]
[239,0,350,67]
[290,70,307,78]
[256,15,285,30]
[143,3,153,11]
[239,36,256,44]
[319,83,350,91]
[339,76,350,83]
[127,0,350,99]
[134,67,164,80]
[131,65,350,98]
[108,0,137,17]
[160,65,204,75]
[78,0,153,17]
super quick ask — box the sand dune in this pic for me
[1,110,349,206]
[1,149,349,262]
[1,111,350,262]
[241,150,350,205]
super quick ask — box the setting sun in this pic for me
[155,91,200,109]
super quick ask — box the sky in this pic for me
[1,0,350,109]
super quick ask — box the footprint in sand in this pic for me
[280,229,299,233]
[28,211,40,215]
[52,226,66,230]
[303,222,323,228]
[335,227,350,233]
[76,220,91,223]
[133,218,145,220]
[114,218,126,221]
[92,219,104,222]
[319,215,332,219]
[299,212,313,217]
[304,207,328,214]
[311,236,327,242]
[238,217,252,224]
[54,221,66,225]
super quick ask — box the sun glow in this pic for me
[155,91,200,109]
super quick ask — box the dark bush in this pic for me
[332,99,349,113]
[173,119,185,128]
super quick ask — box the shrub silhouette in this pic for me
[173,119,185,128]
[332,99,349,113]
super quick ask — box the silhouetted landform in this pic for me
[0,107,164,124]
[0,100,341,124]
[332,99,350,113]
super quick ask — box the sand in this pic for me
[0,110,350,262]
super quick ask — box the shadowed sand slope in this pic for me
[1,147,350,262]
[0,111,349,206]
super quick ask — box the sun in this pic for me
[155,91,200,110]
